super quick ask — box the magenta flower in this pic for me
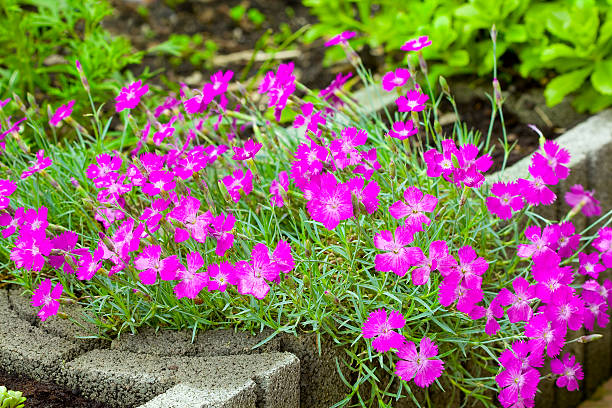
[48,230,79,274]
[95,206,125,229]
[382,68,411,92]
[448,245,489,289]
[423,139,459,179]
[134,245,182,285]
[578,252,604,279]
[115,80,148,113]
[207,261,238,292]
[95,173,132,204]
[152,115,177,146]
[400,36,432,52]
[551,354,583,391]
[388,120,417,140]
[374,226,418,277]
[49,100,75,127]
[543,286,584,331]
[486,182,524,220]
[353,147,381,180]
[271,240,295,273]
[76,246,104,280]
[11,231,51,272]
[174,252,208,299]
[582,289,609,331]
[517,225,560,258]
[496,344,541,407]
[324,31,356,47]
[329,127,368,169]
[0,207,26,238]
[140,198,170,233]
[142,170,176,196]
[175,149,209,180]
[389,186,437,231]
[258,62,296,121]
[236,243,279,299]
[306,173,353,230]
[222,169,253,203]
[517,165,557,206]
[232,139,263,161]
[154,96,179,117]
[395,337,444,388]
[593,227,612,268]
[524,314,566,357]
[406,240,457,285]
[204,70,233,98]
[210,212,235,257]
[564,184,601,217]
[86,154,123,181]
[347,177,380,214]
[293,103,326,137]
[270,171,289,208]
[31,279,63,322]
[556,221,580,258]
[0,179,16,209]
[498,277,536,323]
[531,251,572,303]
[396,89,429,112]
[484,296,505,336]
[438,276,483,314]
[361,309,405,353]
[21,149,52,179]
[319,72,353,111]
[532,140,570,180]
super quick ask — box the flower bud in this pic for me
[439,76,450,96]
[434,120,442,135]
[492,78,503,108]
[389,160,396,180]
[490,24,497,43]
[577,334,603,343]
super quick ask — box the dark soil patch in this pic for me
[0,370,111,408]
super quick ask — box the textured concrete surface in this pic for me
[139,383,257,408]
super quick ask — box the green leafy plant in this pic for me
[0,386,26,408]
[148,34,218,70]
[303,0,612,112]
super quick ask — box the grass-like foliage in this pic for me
[1,30,611,408]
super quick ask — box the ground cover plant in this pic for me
[1,28,612,408]
[0,386,26,408]
[303,0,612,113]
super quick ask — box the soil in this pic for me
[0,369,112,408]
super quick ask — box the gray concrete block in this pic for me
[111,327,281,357]
[137,383,256,408]
[66,349,299,408]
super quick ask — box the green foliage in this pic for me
[230,5,266,27]
[0,0,143,112]
[304,0,612,112]
[148,34,218,70]
[0,387,26,408]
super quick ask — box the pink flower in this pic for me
[258,62,296,121]
[204,70,233,98]
[115,80,148,112]
[389,186,437,231]
[532,141,570,181]
[31,279,63,322]
[388,120,417,140]
[423,139,458,179]
[293,103,326,137]
[95,173,132,204]
[140,198,170,233]
[11,230,51,272]
[578,252,604,279]
[361,309,406,353]
[235,243,279,299]
[209,213,235,257]
[395,337,444,387]
[396,89,429,112]
[270,171,289,208]
[517,165,557,206]
[400,36,432,52]
[551,354,583,391]
[353,147,381,180]
[76,246,104,280]
[86,154,123,181]
[346,177,380,214]
[222,169,253,203]
[496,343,541,407]
[324,31,356,47]
[543,286,584,331]
[329,127,368,169]
[272,240,295,273]
[305,173,353,230]
[167,196,211,243]
[0,207,26,238]
[154,96,179,118]
[174,148,209,180]
[142,170,176,196]
[152,115,178,146]
[320,72,353,111]
[134,245,182,285]
[406,240,457,285]
[95,206,125,229]
[382,68,411,92]
[448,245,488,289]
[531,251,572,303]
[524,314,566,357]
[207,261,237,292]
[232,139,262,161]
[486,182,524,220]
[174,252,208,299]
[564,184,601,217]
[484,296,505,336]
[556,221,580,258]
[498,277,536,323]
[593,227,612,268]
[49,100,75,127]
[21,150,52,179]
[374,226,418,277]
[517,225,560,258]
[0,179,16,209]
[438,276,483,314]
[48,230,79,274]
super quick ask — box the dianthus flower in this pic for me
[232,139,262,161]
[582,289,609,330]
[305,173,353,230]
[362,309,406,353]
[207,261,237,292]
[496,342,542,408]
[374,226,417,277]
[142,170,176,196]
[95,206,125,229]
[578,252,604,279]
[174,148,208,180]
[531,140,570,180]
[406,240,457,285]
[329,127,368,169]
[498,277,536,323]
[134,244,183,285]
[556,221,580,258]
[222,168,253,203]
[49,100,75,127]
[31,279,63,322]
[21,149,52,179]
[551,354,583,391]
[320,72,353,112]
[115,80,148,113]
[290,142,328,188]
[517,225,560,258]
[271,240,295,274]
[517,164,557,206]
[486,181,524,220]
[0,207,26,238]
[347,177,379,214]
[270,171,289,208]
[543,286,584,331]
[76,246,104,281]
[395,337,444,388]
[396,89,429,112]
[86,154,123,181]
[96,173,132,204]
[258,62,296,121]
[382,68,411,92]
[209,213,235,257]
[167,196,210,243]
[389,186,437,231]
[400,35,432,51]
[152,115,178,146]
[388,120,417,140]
[564,184,601,217]
[235,243,279,299]
[293,102,326,138]
[48,230,79,274]
[531,251,572,303]
[484,296,505,336]
[174,251,208,299]
[204,70,233,98]
[447,245,488,289]
[0,179,17,210]
[324,31,356,47]
[593,227,612,268]
[154,96,179,118]
[11,229,51,272]
[423,139,458,178]
[524,314,566,357]
[438,276,483,314]
[353,147,381,180]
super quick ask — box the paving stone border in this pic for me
[1,111,611,407]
